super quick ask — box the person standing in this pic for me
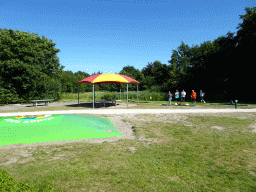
[175,90,179,104]
[191,90,197,105]
[200,90,205,103]
[167,91,173,106]
[150,96,152,103]
[181,90,186,105]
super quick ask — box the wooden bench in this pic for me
[96,99,116,107]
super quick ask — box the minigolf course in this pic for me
[0,114,123,146]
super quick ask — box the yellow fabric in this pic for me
[92,74,129,84]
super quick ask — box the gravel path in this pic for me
[1,108,256,117]
[0,102,80,111]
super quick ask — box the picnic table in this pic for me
[95,99,116,107]
[30,99,54,107]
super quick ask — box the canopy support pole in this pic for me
[93,84,94,109]
[137,84,139,105]
[120,84,121,101]
[78,84,79,105]
[127,83,128,108]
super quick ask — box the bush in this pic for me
[0,169,55,191]
[0,169,34,191]
[153,93,165,101]
[101,93,115,100]
[0,86,19,104]
[149,85,161,93]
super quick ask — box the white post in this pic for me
[127,83,128,108]
[78,84,79,105]
[137,84,138,105]
[120,84,121,101]
[93,84,94,109]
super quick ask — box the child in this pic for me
[200,90,205,103]
[167,91,173,106]
[175,90,179,104]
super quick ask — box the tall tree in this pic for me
[0,28,63,103]
[119,65,143,91]
[168,41,194,89]
[230,7,256,102]
[234,7,256,48]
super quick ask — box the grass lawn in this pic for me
[1,100,256,191]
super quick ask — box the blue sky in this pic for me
[0,0,254,75]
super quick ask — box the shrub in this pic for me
[0,169,55,191]
[101,93,115,100]
[0,169,34,191]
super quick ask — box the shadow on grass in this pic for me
[209,103,248,106]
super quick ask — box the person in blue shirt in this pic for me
[200,90,205,103]
[175,90,179,105]
[181,90,186,105]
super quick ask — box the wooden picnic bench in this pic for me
[95,99,116,107]
[30,99,54,107]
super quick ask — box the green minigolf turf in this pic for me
[0,114,123,146]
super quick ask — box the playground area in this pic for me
[1,97,256,191]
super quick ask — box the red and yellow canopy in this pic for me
[77,73,139,85]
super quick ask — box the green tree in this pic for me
[229,7,256,102]
[141,62,155,90]
[119,65,142,91]
[0,28,63,103]
[74,71,91,92]
[234,7,256,48]
[150,61,171,92]
[167,41,194,90]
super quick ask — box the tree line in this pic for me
[0,7,255,104]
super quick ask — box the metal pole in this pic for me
[137,84,138,105]
[93,84,94,109]
[78,84,79,105]
[120,84,121,101]
[127,83,128,108]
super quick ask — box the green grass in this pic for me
[1,112,256,191]
[1,92,256,191]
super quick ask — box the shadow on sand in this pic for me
[25,102,119,109]
[68,102,119,108]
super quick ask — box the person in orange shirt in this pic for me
[191,90,197,105]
